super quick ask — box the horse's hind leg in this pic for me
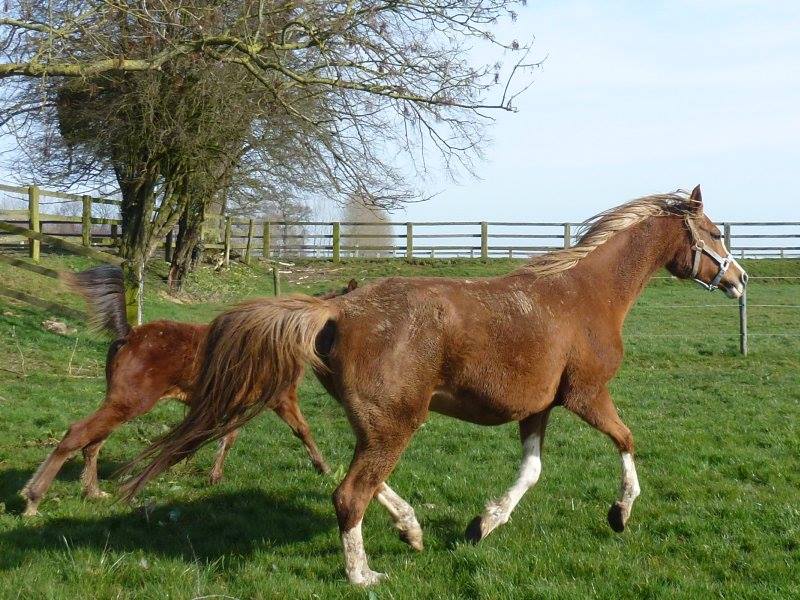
[466,410,550,543]
[566,387,640,532]
[333,399,424,586]
[375,483,423,551]
[209,429,239,485]
[272,389,330,474]
[81,439,109,499]
[21,405,125,516]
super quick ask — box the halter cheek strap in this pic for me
[686,218,733,292]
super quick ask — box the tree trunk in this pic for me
[168,198,205,292]
[118,172,158,325]
[116,166,185,322]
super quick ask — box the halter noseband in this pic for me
[685,216,733,292]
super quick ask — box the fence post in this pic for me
[332,221,341,263]
[724,223,731,251]
[111,224,118,247]
[164,229,173,262]
[262,221,271,260]
[480,221,488,259]
[563,223,572,249]
[28,185,40,261]
[272,265,281,296]
[223,217,232,266]
[406,223,413,260]
[739,290,748,356]
[245,218,254,265]
[81,195,92,247]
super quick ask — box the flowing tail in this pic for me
[60,265,130,339]
[119,294,337,500]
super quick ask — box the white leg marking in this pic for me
[341,519,387,586]
[478,433,542,537]
[209,437,228,484]
[616,452,641,523]
[375,483,423,550]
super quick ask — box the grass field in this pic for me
[0,255,798,599]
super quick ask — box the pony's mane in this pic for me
[517,191,701,278]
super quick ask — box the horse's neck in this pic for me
[570,217,679,320]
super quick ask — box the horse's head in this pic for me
[666,185,748,299]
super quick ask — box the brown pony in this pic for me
[21,265,356,517]
[121,186,747,585]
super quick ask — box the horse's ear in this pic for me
[347,278,358,292]
[690,185,703,204]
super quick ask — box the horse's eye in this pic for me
[711,233,722,240]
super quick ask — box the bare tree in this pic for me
[2,1,538,312]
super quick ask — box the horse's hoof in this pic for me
[607,502,626,532]
[465,516,485,544]
[208,473,222,486]
[399,527,424,552]
[22,506,40,518]
[351,569,387,587]
[315,461,331,476]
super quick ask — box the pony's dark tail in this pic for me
[61,265,130,339]
[119,294,337,500]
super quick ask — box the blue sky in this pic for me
[398,0,800,223]
[2,1,798,224]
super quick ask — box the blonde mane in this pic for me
[517,191,702,277]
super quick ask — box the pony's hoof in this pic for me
[85,490,110,500]
[315,461,331,476]
[351,569,387,587]
[607,502,626,532]
[208,473,222,486]
[465,516,485,544]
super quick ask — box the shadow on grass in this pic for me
[0,486,334,570]
[424,514,471,549]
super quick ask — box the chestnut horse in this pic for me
[121,186,747,585]
[21,265,356,516]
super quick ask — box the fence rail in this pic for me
[2,183,799,262]
[211,219,800,262]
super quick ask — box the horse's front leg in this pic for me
[466,410,550,543]
[566,386,641,531]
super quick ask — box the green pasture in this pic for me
[0,255,798,599]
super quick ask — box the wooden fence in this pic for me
[207,218,800,262]
[0,183,122,257]
[2,183,798,262]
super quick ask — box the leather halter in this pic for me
[685,216,733,292]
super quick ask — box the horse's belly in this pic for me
[429,388,522,425]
